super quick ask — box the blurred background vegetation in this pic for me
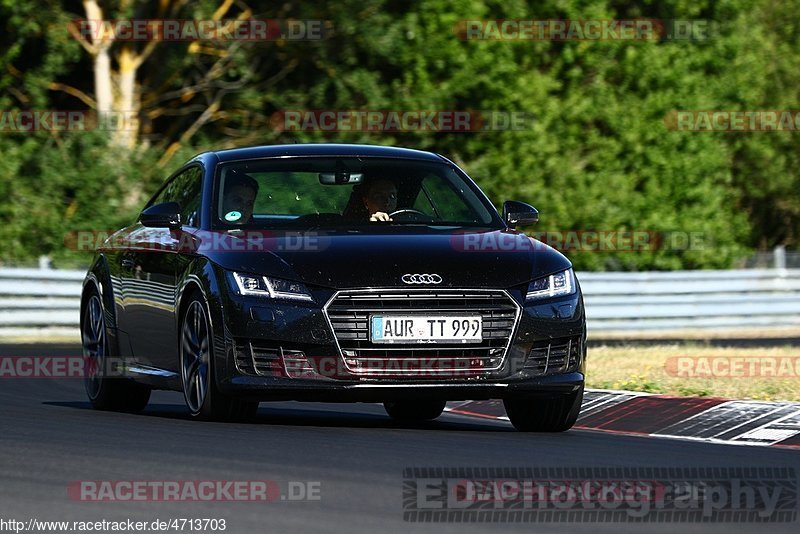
[1,0,798,270]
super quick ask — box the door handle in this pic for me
[121,259,135,269]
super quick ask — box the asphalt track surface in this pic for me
[1,345,798,534]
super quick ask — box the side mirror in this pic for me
[140,201,181,229]
[503,200,539,227]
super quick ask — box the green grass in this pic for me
[586,344,800,402]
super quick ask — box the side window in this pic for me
[150,166,203,227]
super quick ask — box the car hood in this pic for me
[198,228,571,289]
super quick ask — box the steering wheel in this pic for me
[388,208,430,221]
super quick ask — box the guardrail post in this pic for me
[38,255,52,270]
[774,245,786,272]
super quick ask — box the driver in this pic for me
[362,177,398,221]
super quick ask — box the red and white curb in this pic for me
[445,389,800,449]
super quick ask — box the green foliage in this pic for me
[0,131,165,267]
[0,0,798,270]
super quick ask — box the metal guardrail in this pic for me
[0,268,84,329]
[1,268,799,337]
[578,269,800,333]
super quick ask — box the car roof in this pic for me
[207,143,446,163]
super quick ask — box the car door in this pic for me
[121,165,204,371]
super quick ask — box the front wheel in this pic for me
[503,385,584,432]
[180,294,258,422]
[384,400,446,421]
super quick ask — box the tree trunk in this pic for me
[83,0,141,148]
[115,46,140,148]
[93,46,113,116]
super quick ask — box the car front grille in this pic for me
[323,289,520,378]
[523,335,582,376]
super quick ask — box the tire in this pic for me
[503,385,584,432]
[384,400,446,421]
[82,289,151,413]
[179,292,258,422]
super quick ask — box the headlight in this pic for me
[525,269,575,302]
[232,272,313,302]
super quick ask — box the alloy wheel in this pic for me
[181,300,211,414]
[82,294,105,400]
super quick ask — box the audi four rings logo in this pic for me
[401,273,443,284]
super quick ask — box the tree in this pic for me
[0,0,798,268]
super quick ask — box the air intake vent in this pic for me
[524,336,582,376]
[234,342,282,377]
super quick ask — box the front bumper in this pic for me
[213,272,586,401]
[220,371,585,402]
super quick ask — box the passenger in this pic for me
[221,172,258,225]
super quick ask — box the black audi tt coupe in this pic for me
[80,144,586,431]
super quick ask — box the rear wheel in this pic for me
[384,400,446,421]
[503,385,584,432]
[82,290,150,413]
[180,294,258,422]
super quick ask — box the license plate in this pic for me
[370,315,482,343]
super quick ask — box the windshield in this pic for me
[213,157,501,229]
